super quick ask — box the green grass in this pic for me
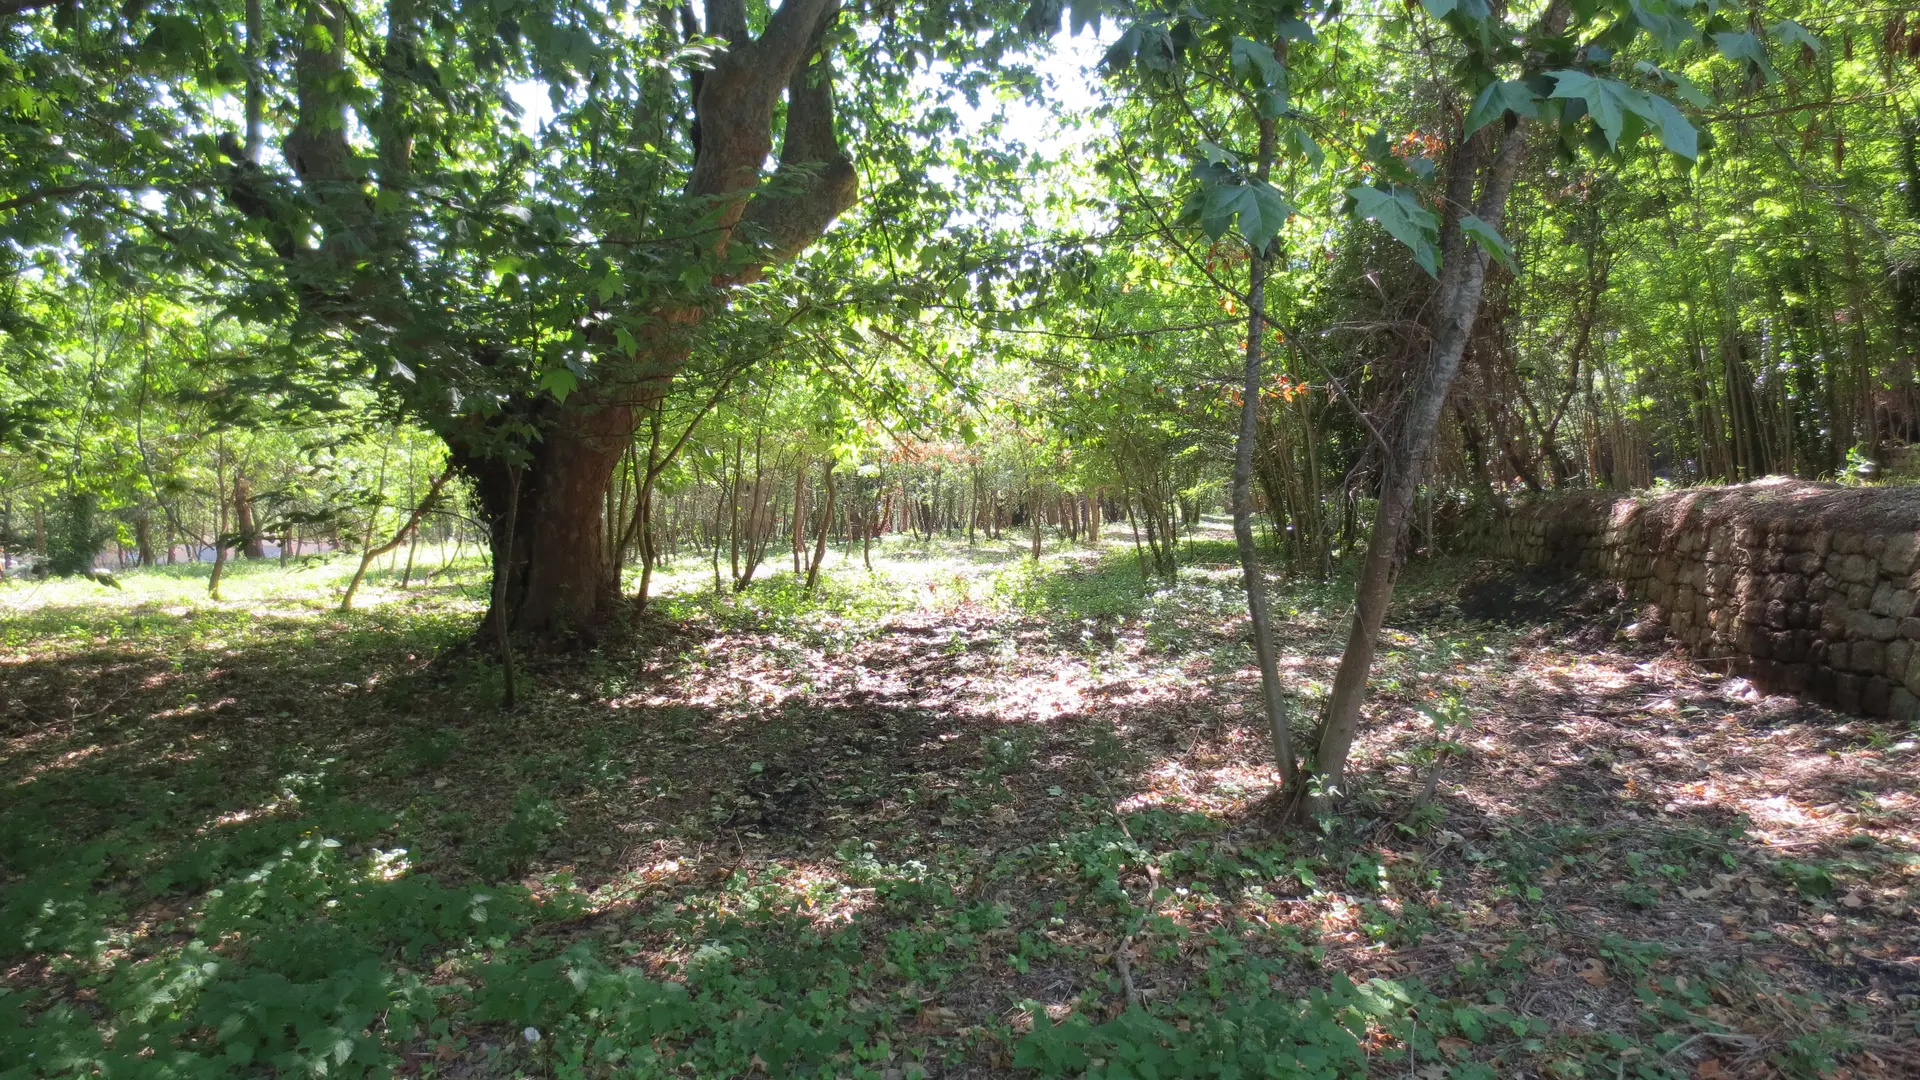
[2,535,1908,1079]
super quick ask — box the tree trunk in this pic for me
[1312,116,1534,807]
[1234,118,1295,795]
[805,458,836,595]
[133,511,156,566]
[222,0,856,648]
[452,395,635,638]
[208,444,229,600]
[234,468,265,558]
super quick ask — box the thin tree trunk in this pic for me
[1233,117,1296,795]
[805,457,837,595]
[208,442,229,600]
[494,466,521,709]
[234,467,265,558]
[341,465,456,612]
[1312,105,1541,809]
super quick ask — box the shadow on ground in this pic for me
[3,552,1915,1078]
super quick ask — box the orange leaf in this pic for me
[1578,958,1607,986]
[1695,1059,1727,1079]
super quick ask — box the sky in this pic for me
[505,26,1117,165]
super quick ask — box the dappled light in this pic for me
[5,537,1915,1077]
[6,0,1920,1075]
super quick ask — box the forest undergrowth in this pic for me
[2,533,1916,1080]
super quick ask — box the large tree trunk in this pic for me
[221,0,854,648]
[454,393,636,638]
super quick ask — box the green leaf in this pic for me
[1284,126,1324,167]
[1638,91,1697,158]
[1458,214,1516,273]
[1230,37,1286,90]
[1633,60,1710,108]
[538,367,578,401]
[1196,140,1238,166]
[1631,1,1698,52]
[1276,16,1317,42]
[1103,23,1143,70]
[1201,180,1297,250]
[1712,30,1779,83]
[1551,71,1697,158]
[1347,185,1438,277]
[1419,0,1457,19]
[1769,19,1820,55]
[1465,80,1539,136]
[1068,0,1102,35]
[1548,70,1636,148]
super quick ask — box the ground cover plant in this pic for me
[4,532,1914,1078]
[7,0,1920,1076]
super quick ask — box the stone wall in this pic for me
[1465,479,1920,722]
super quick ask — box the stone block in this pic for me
[1865,675,1894,716]
[1870,584,1916,619]
[1835,531,1863,555]
[1891,688,1920,724]
[1902,617,1920,641]
[1827,641,1848,670]
[1851,639,1885,675]
[1839,553,1876,585]
[1882,532,1920,576]
[1865,533,1888,561]
[1889,639,1912,681]
[1810,530,1832,557]
[1810,664,1837,701]
[1783,551,1821,574]
[1765,599,1789,629]
[1835,672,1866,713]
[1766,575,1807,602]
[1769,630,1798,662]
[1782,663,1813,693]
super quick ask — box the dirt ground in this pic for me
[3,541,1916,1079]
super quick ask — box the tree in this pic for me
[2,0,1041,642]
[1057,0,1790,809]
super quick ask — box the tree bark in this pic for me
[805,457,836,595]
[1311,116,1535,807]
[133,511,156,566]
[1233,118,1296,795]
[234,468,265,558]
[221,0,855,646]
[453,392,636,638]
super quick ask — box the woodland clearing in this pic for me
[4,530,1916,1079]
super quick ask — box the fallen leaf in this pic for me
[916,1006,959,1032]
[1438,1037,1470,1059]
[1695,1058,1727,1079]
[1578,958,1608,986]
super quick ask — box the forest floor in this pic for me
[3,529,1917,1080]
